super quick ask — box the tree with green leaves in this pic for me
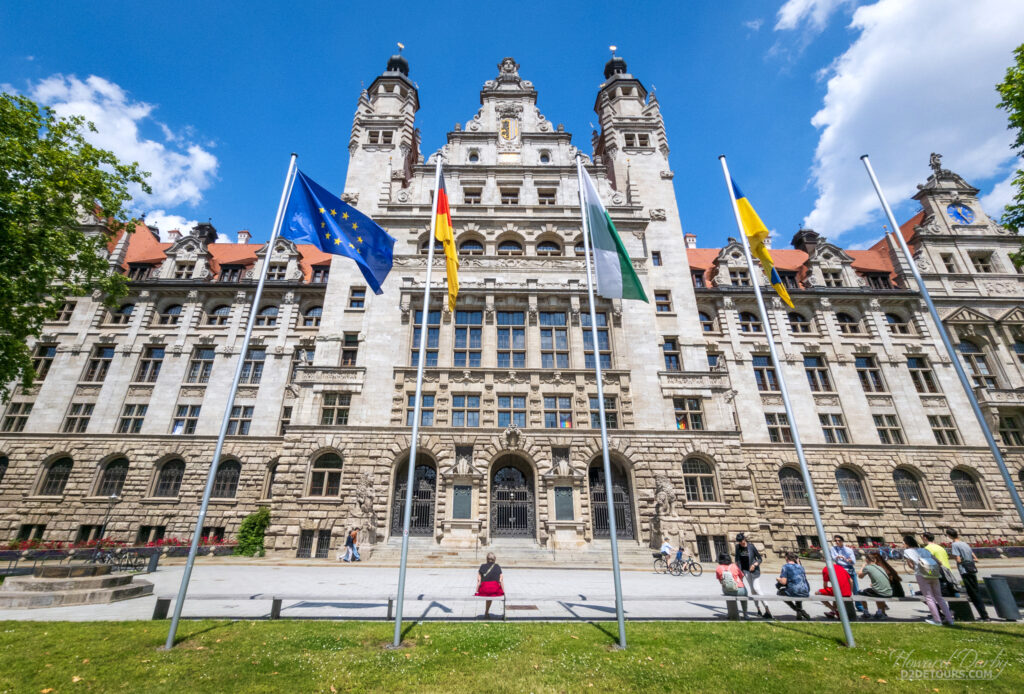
[234,507,272,557]
[0,92,149,402]
[997,43,1024,237]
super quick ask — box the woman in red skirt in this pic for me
[475,552,504,618]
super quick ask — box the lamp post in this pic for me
[100,494,119,541]
[908,494,926,533]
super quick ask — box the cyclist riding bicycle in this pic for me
[659,538,674,561]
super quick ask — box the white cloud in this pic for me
[27,74,218,211]
[979,161,1023,223]
[803,0,1024,240]
[775,0,854,32]
[143,210,198,242]
[744,18,764,32]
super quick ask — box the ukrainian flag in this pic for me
[731,179,794,308]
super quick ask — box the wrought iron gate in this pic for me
[589,466,635,539]
[490,466,535,537]
[391,464,436,536]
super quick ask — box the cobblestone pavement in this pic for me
[2,561,1018,623]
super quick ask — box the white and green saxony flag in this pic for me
[579,166,649,302]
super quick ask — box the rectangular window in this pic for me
[117,403,147,434]
[907,357,939,393]
[819,413,849,444]
[637,133,650,147]
[380,130,394,144]
[941,253,957,273]
[135,347,164,383]
[822,270,843,287]
[2,402,33,432]
[589,395,618,429]
[76,524,105,544]
[779,271,798,289]
[582,312,611,369]
[171,405,201,435]
[692,270,706,288]
[873,414,905,444]
[174,262,195,279]
[54,301,76,323]
[279,405,292,436]
[673,397,704,431]
[219,265,243,282]
[341,333,359,366]
[866,273,893,289]
[729,269,750,287]
[312,266,330,283]
[201,526,226,542]
[451,394,481,427]
[240,348,266,384]
[17,524,46,541]
[463,188,482,205]
[855,355,886,393]
[623,133,636,147]
[33,344,57,380]
[349,287,366,308]
[296,529,314,558]
[82,345,115,382]
[804,356,833,392]
[226,405,253,435]
[539,312,569,368]
[320,392,351,425]
[554,486,574,520]
[970,253,993,273]
[707,353,721,369]
[654,291,672,313]
[406,393,435,426]
[537,188,556,206]
[500,188,519,205]
[63,402,93,433]
[651,251,662,267]
[454,310,483,367]
[496,311,526,368]
[662,338,681,371]
[752,355,778,392]
[999,415,1024,446]
[291,346,315,380]
[497,395,527,428]
[267,263,288,280]
[412,309,441,367]
[453,485,472,519]
[765,412,792,443]
[127,264,152,281]
[929,414,961,445]
[544,396,573,429]
[186,348,216,384]
[137,525,166,545]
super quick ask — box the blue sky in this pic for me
[2,0,1022,249]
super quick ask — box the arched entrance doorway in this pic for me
[490,456,535,538]
[588,459,635,539]
[390,455,437,537]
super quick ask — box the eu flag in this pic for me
[281,170,396,294]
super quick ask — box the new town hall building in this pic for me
[2,55,1024,560]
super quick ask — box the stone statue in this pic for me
[354,472,377,544]
[929,153,943,177]
[654,474,676,517]
[503,422,521,450]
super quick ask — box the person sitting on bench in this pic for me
[817,563,852,619]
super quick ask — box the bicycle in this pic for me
[669,556,704,577]
[653,552,670,574]
[119,549,146,573]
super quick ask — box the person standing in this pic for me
[857,551,893,619]
[349,529,361,562]
[904,534,953,626]
[716,552,748,620]
[776,552,811,620]
[830,535,864,612]
[342,528,356,562]
[946,528,989,621]
[475,552,505,619]
[735,533,772,619]
[922,531,956,595]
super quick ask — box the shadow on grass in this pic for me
[584,619,619,644]
[767,620,849,647]
[166,620,237,648]
[952,623,1024,640]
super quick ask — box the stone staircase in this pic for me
[359,538,661,569]
[0,565,154,609]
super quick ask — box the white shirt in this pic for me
[660,542,673,554]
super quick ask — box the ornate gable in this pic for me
[997,307,1024,325]
[943,306,994,324]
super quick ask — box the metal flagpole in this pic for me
[391,156,443,648]
[861,155,1024,526]
[163,153,298,650]
[576,154,628,650]
[719,156,855,648]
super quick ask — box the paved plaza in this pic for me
[1,560,1014,623]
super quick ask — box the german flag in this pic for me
[435,171,458,311]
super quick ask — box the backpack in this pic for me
[720,567,738,593]
[911,548,941,579]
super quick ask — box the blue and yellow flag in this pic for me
[281,171,396,294]
[731,179,794,308]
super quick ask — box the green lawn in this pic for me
[1,620,1022,693]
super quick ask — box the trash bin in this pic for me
[984,576,1020,621]
[147,551,161,573]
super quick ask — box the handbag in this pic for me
[960,558,978,575]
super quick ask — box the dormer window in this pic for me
[128,264,152,281]
[866,273,893,289]
[267,263,288,280]
[692,271,706,288]
[312,266,330,283]
[822,269,843,287]
[174,262,195,279]
[779,271,798,289]
[729,269,750,287]
[219,265,242,282]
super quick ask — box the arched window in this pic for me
[950,469,986,509]
[157,304,183,326]
[309,453,343,497]
[893,468,926,507]
[255,305,278,327]
[497,240,524,256]
[459,239,484,256]
[303,306,323,327]
[885,313,910,335]
[539,151,551,164]
[153,459,185,498]
[207,304,231,326]
[957,341,997,388]
[698,311,715,332]
[96,458,129,497]
[212,460,241,498]
[536,240,562,256]
[468,150,479,163]
[836,312,861,334]
[39,457,73,496]
[835,467,869,507]
[107,303,135,325]
[779,467,808,506]
[574,241,586,256]
[788,312,810,334]
[0,455,7,486]
[738,311,762,333]
[682,458,717,502]
[420,239,444,254]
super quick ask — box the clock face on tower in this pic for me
[947,203,975,224]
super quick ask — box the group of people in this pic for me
[716,528,990,624]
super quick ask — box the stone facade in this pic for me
[2,55,1023,560]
